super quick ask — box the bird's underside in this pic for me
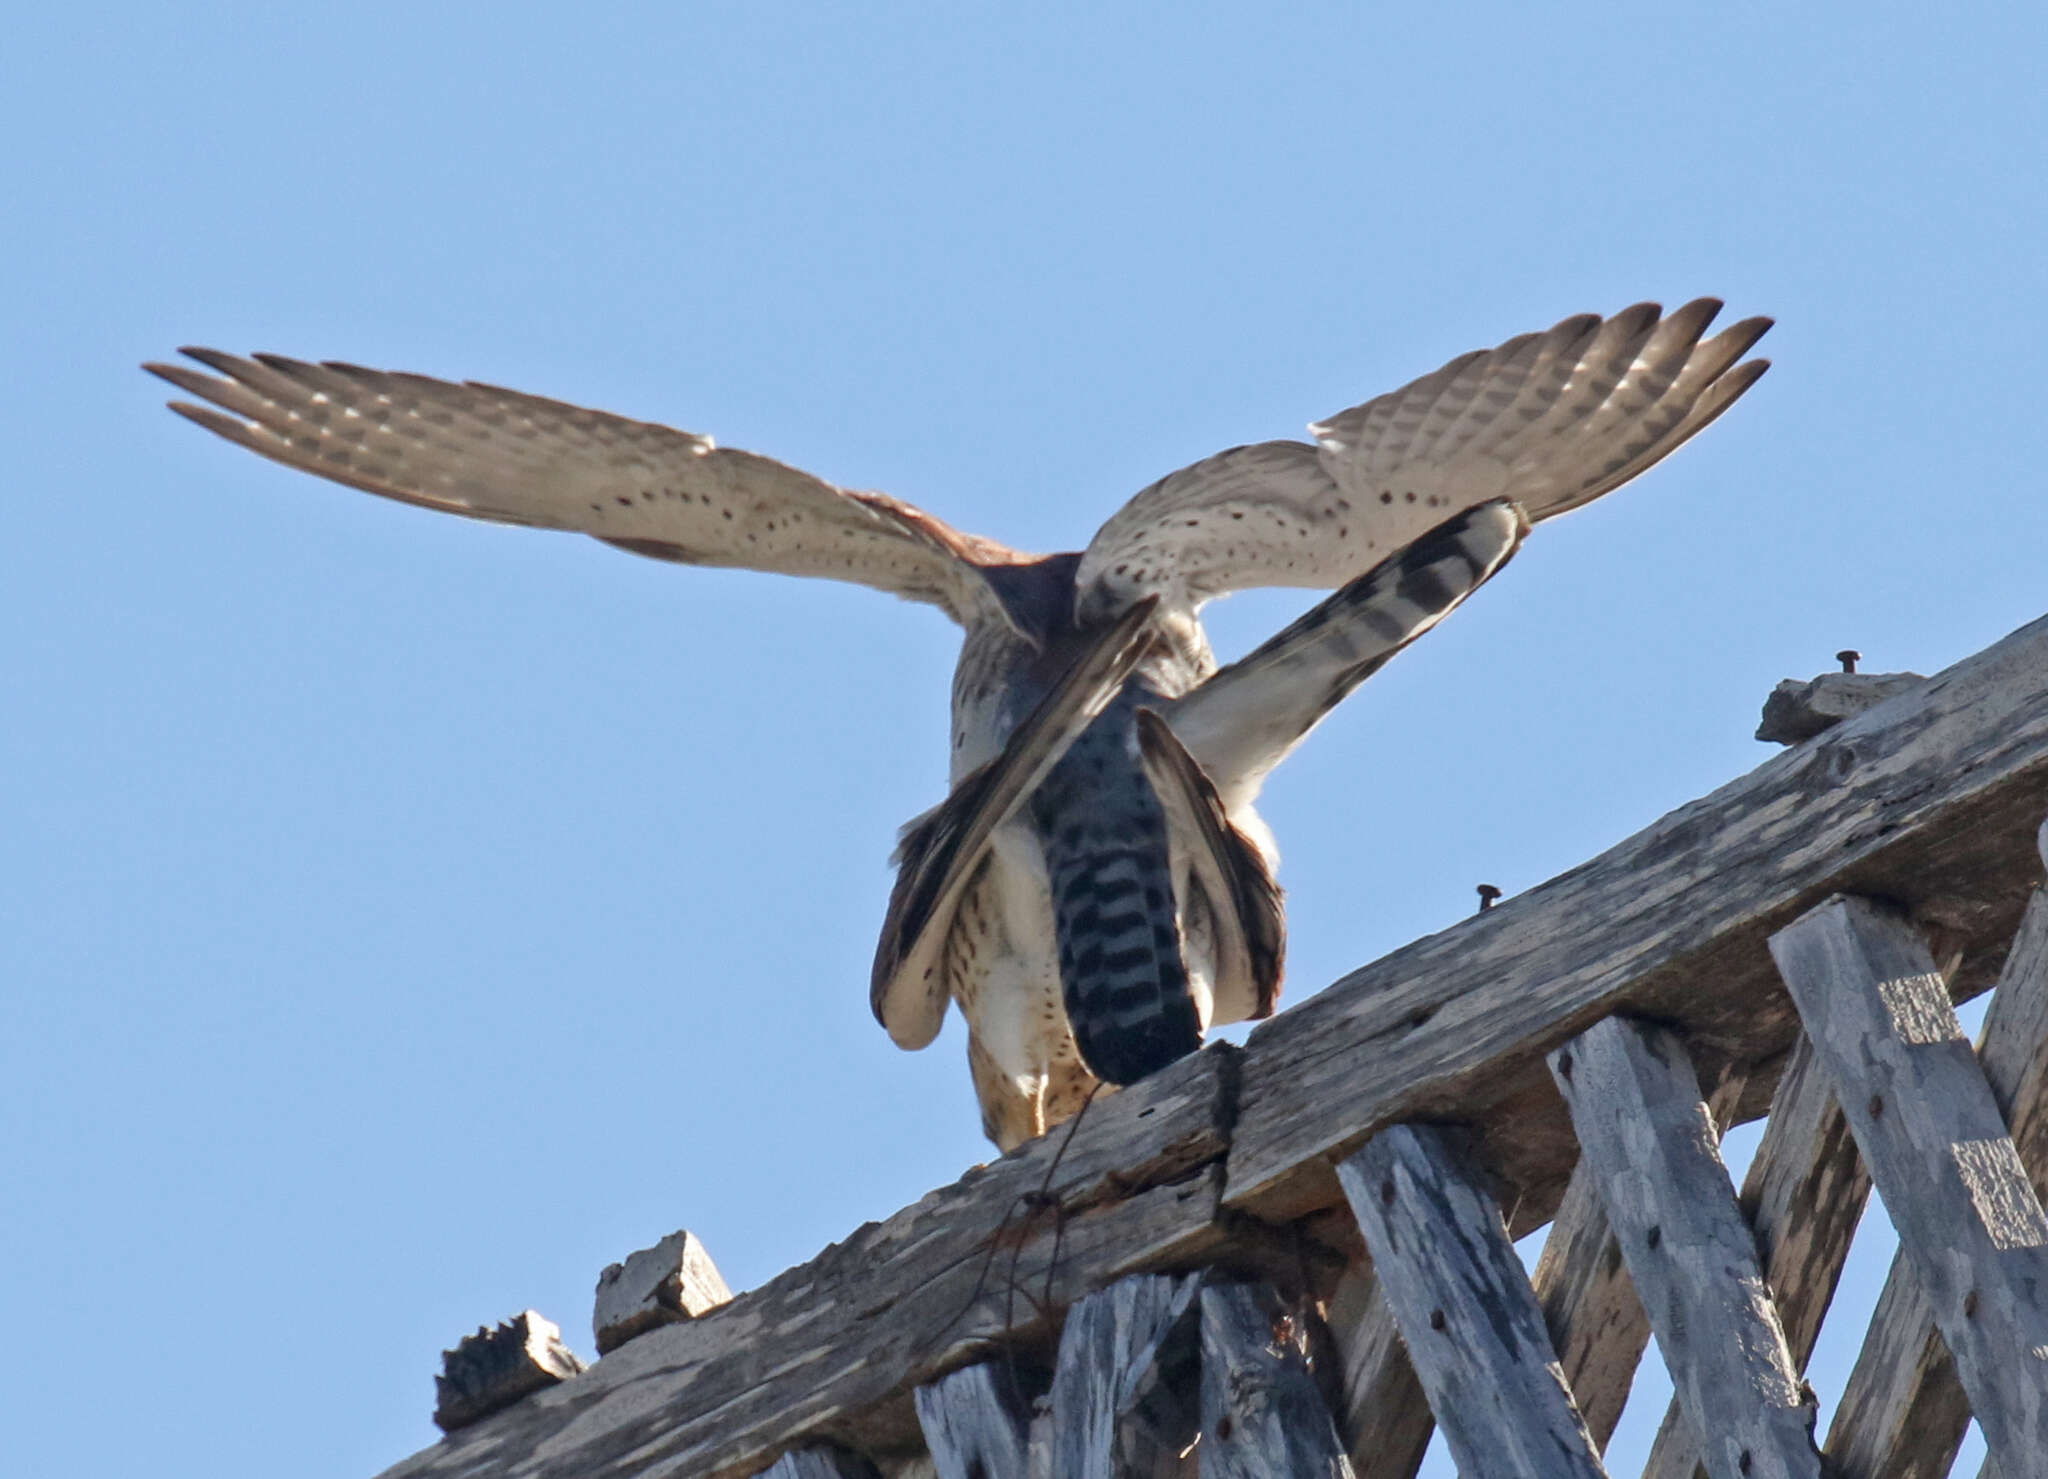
[149,297,1772,1152]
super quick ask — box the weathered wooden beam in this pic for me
[1770,894,2048,1475]
[764,1448,880,1479]
[1638,1033,1871,1479]
[913,1362,1031,1479]
[593,1228,733,1355]
[366,611,2048,1479]
[1197,1280,1353,1477]
[1230,610,2048,1224]
[432,1311,585,1434]
[1337,1124,1609,1479]
[1047,1273,1200,1479]
[1548,1018,1821,1479]
[1525,1068,1753,1467]
[1820,867,2048,1479]
[1526,1161,1649,1455]
[1319,1266,1430,1479]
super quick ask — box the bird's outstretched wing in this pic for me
[1075,299,1769,619]
[1166,500,1528,806]
[872,596,1162,1049]
[145,350,1023,624]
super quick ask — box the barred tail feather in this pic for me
[1034,716,1202,1086]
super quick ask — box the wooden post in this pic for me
[1048,1273,1201,1479]
[1810,865,2048,1479]
[1771,893,2048,1475]
[914,1361,1032,1479]
[1528,1068,1751,1468]
[1319,1265,1430,1479]
[765,1448,882,1478]
[1637,1034,1870,1479]
[1526,1160,1650,1455]
[1548,1017,1821,1479]
[1337,1123,1609,1479]
[1197,1280,1353,1477]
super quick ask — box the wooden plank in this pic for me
[1048,1273,1200,1479]
[1526,1068,1750,1464]
[1770,894,2048,1475]
[1337,1124,1609,1479]
[367,611,2048,1479]
[1548,1018,1821,1479]
[1230,610,2048,1224]
[765,1449,880,1479]
[1526,1160,1648,1455]
[1638,1033,1871,1479]
[913,1362,1031,1479]
[1319,1265,1430,1479]
[1196,1280,1353,1477]
[1821,870,2048,1479]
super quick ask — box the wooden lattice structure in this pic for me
[379,611,2048,1479]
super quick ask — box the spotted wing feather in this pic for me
[146,349,1020,623]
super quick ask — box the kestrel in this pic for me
[148,299,1770,1150]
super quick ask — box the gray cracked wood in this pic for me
[1548,1018,1820,1479]
[1529,1068,1752,1467]
[1771,894,2048,1476]
[1197,1280,1352,1478]
[1338,1123,1608,1479]
[914,1362,1031,1479]
[1638,1033,1871,1479]
[1820,863,2048,1479]
[765,1449,881,1479]
[1320,1264,1430,1479]
[1049,1273,1201,1479]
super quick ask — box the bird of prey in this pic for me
[148,299,1770,1151]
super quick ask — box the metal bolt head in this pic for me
[1837,649,1861,674]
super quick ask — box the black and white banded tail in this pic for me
[1031,702,1202,1085]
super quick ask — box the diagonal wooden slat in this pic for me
[914,1362,1031,1479]
[1819,849,2048,1479]
[1338,1124,1609,1479]
[1197,1280,1354,1477]
[1770,894,2048,1476]
[1548,1018,1821,1479]
[1048,1273,1201,1479]
[1320,1266,1430,1479]
[1638,1033,1872,1479]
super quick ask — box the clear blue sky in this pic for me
[5,5,2043,1475]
